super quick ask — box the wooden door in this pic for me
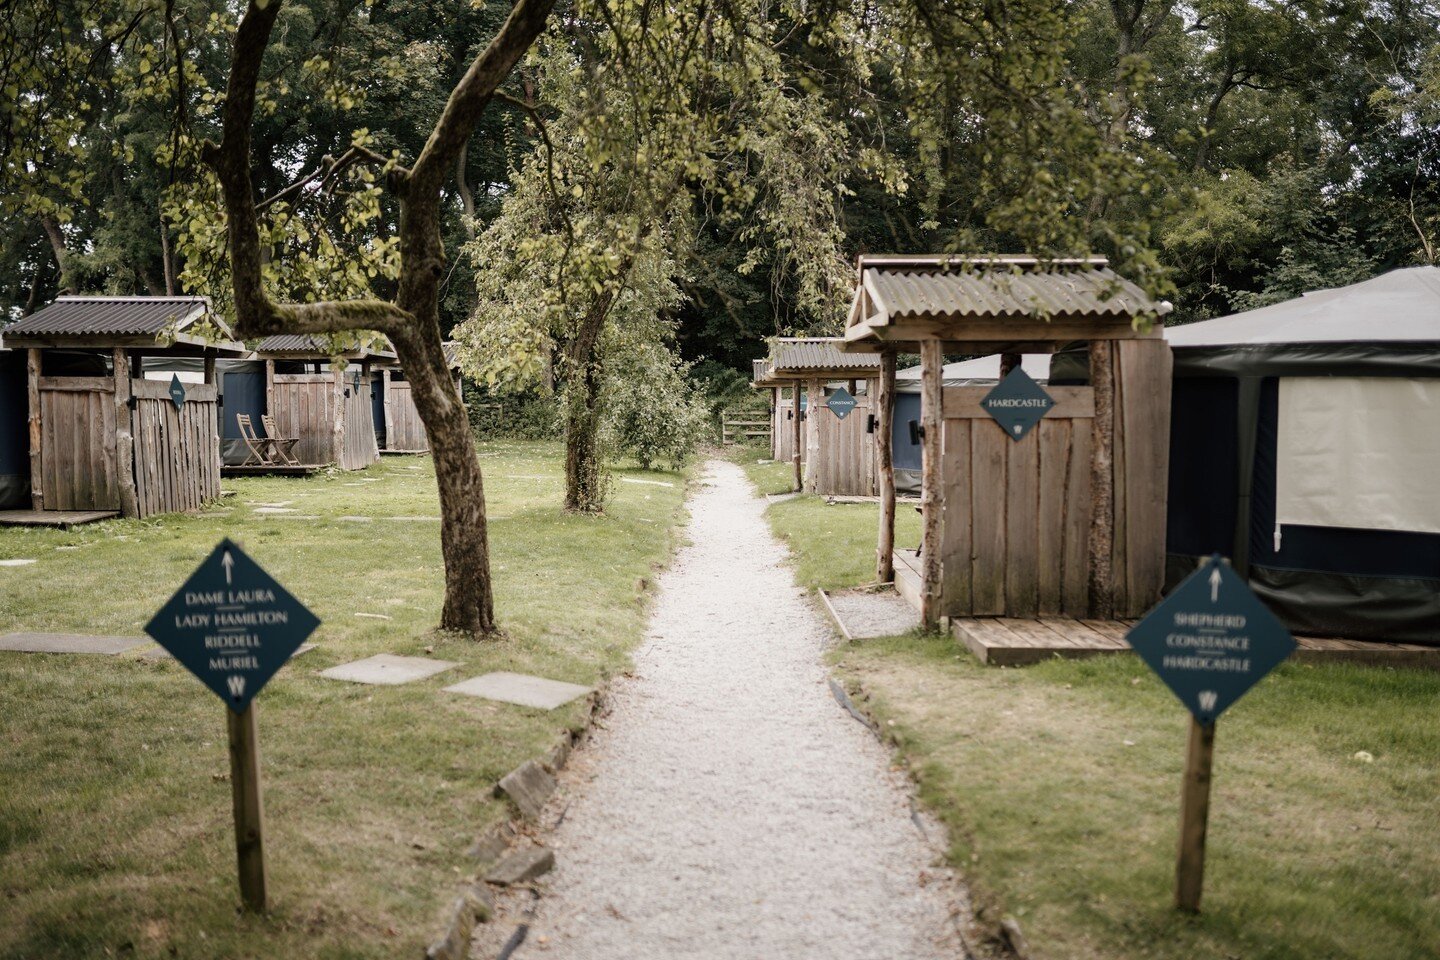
[36,377,118,510]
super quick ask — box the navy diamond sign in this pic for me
[168,373,187,410]
[144,539,321,711]
[1126,556,1295,724]
[980,368,1054,441]
[827,386,857,420]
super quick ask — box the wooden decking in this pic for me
[0,509,118,528]
[891,551,1440,669]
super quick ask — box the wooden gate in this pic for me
[938,385,1093,618]
[775,396,801,465]
[272,373,378,468]
[131,379,219,517]
[814,392,876,495]
[339,380,378,469]
[385,381,428,452]
[36,377,118,510]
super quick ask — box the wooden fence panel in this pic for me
[1114,339,1172,616]
[131,380,219,518]
[775,397,801,465]
[937,386,1094,618]
[341,379,379,469]
[272,375,336,465]
[37,377,117,511]
[386,381,429,452]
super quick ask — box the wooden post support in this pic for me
[112,348,140,518]
[1087,340,1116,619]
[1175,716,1216,913]
[876,351,897,583]
[226,704,268,913]
[804,377,821,494]
[919,339,944,629]
[263,360,276,416]
[26,348,43,511]
[1000,352,1022,377]
[791,384,803,492]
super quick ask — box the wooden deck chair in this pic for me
[235,414,274,466]
[261,414,302,466]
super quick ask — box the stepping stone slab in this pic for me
[139,642,317,662]
[253,507,296,514]
[0,559,37,567]
[495,760,556,819]
[0,632,147,655]
[319,654,459,686]
[484,846,554,886]
[354,612,392,620]
[444,671,592,710]
[619,477,674,487]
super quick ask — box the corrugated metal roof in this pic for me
[4,296,211,338]
[256,333,394,358]
[770,338,882,373]
[864,263,1166,321]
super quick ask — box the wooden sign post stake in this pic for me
[226,704,268,913]
[1175,716,1216,912]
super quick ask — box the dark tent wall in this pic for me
[1166,369,1440,643]
[371,371,386,449]
[0,350,28,508]
[220,362,266,465]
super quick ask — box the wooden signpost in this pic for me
[1125,555,1295,912]
[144,539,320,912]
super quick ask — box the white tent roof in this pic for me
[897,353,1052,386]
[1165,266,1440,347]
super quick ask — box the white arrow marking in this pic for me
[222,551,234,586]
[1209,567,1221,603]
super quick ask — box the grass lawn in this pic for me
[0,442,689,960]
[759,492,1440,960]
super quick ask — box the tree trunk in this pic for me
[39,216,73,292]
[395,326,497,633]
[561,288,620,512]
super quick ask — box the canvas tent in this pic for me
[1165,266,1440,643]
[0,348,28,508]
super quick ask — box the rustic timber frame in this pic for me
[842,255,1173,629]
[758,339,883,496]
[253,334,394,470]
[1,296,248,519]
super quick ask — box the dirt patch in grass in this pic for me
[0,443,689,960]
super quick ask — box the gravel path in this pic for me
[475,461,968,959]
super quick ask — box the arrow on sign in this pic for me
[222,550,234,585]
[1209,567,1221,603]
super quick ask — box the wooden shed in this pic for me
[371,342,462,454]
[843,255,1172,631]
[762,338,882,495]
[0,296,247,521]
[250,334,392,470]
